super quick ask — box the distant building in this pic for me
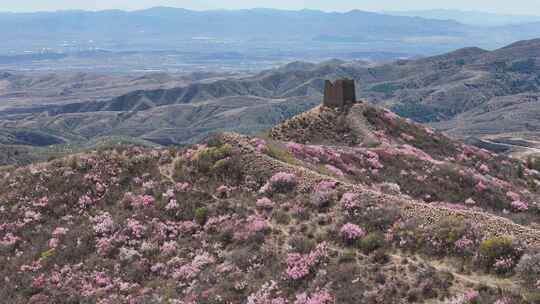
[323,79,357,108]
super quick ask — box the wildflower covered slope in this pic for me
[1,103,540,303]
[270,104,540,225]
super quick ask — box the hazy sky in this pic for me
[3,0,540,15]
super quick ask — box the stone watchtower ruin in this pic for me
[323,79,357,108]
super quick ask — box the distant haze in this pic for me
[3,0,540,16]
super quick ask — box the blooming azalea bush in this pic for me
[285,243,328,280]
[340,223,366,243]
[340,192,360,211]
[511,200,529,211]
[269,172,298,193]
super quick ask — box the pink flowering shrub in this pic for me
[395,144,440,164]
[445,290,479,304]
[270,172,298,191]
[506,191,520,202]
[261,172,298,194]
[165,199,179,211]
[91,212,115,235]
[256,197,275,210]
[325,164,344,177]
[314,180,337,192]
[126,219,146,238]
[475,181,487,192]
[478,163,490,174]
[454,236,475,254]
[247,281,287,304]
[511,200,528,211]
[172,251,215,281]
[0,233,20,247]
[250,138,268,153]
[78,194,94,209]
[233,215,271,241]
[286,243,328,280]
[175,182,190,192]
[493,257,515,274]
[52,227,69,237]
[340,223,366,241]
[123,193,155,209]
[340,192,360,211]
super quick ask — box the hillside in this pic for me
[3,103,540,303]
[3,39,540,163]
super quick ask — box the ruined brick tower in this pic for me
[323,79,357,108]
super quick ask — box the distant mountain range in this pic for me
[385,9,540,26]
[2,7,540,57]
[0,7,464,40]
[2,38,540,165]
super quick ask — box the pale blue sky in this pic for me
[3,0,540,15]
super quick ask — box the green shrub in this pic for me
[358,232,386,253]
[40,248,56,260]
[478,236,520,270]
[479,237,513,260]
[194,207,209,225]
[264,143,300,166]
[350,203,400,231]
[431,217,467,244]
[192,144,232,173]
